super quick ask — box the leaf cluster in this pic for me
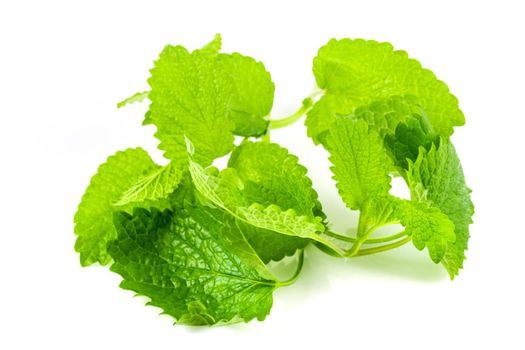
[74,35,474,326]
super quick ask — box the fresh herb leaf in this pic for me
[397,200,456,263]
[75,36,474,326]
[307,39,463,143]
[325,118,393,211]
[74,148,160,266]
[109,207,277,325]
[407,141,474,277]
[190,159,326,244]
[148,35,274,168]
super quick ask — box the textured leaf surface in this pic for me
[148,44,234,167]
[383,114,437,170]
[188,143,327,259]
[358,193,400,232]
[228,142,322,261]
[398,201,456,263]
[238,204,324,239]
[189,160,325,239]
[74,148,159,266]
[148,36,274,167]
[220,54,273,137]
[407,141,474,277]
[307,38,464,143]
[114,163,182,206]
[325,118,392,210]
[351,95,423,137]
[108,207,277,325]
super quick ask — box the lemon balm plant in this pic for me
[74,35,474,326]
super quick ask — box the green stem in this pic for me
[269,88,322,130]
[352,236,412,257]
[269,101,312,129]
[366,231,407,244]
[277,250,305,287]
[324,230,408,244]
[345,215,373,257]
[323,230,356,242]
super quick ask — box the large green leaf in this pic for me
[148,35,274,167]
[108,207,277,325]
[227,141,323,261]
[307,38,464,143]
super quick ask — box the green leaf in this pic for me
[74,148,159,266]
[229,141,321,215]
[238,203,324,239]
[188,141,331,261]
[227,141,323,261]
[307,38,464,143]
[148,36,274,167]
[148,43,234,167]
[188,159,325,240]
[383,113,438,170]
[167,173,198,209]
[236,223,308,264]
[219,54,273,137]
[358,193,400,232]
[397,201,456,263]
[114,163,182,206]
[117,91,149,109]
[351,95,422,136]
[407,141,474,277]
[325,118,393,210]
[108,207,277,325]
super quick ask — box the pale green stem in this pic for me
[277,250,305,287]
[324,230,408,244]
[269,88,323,129]
[351,235,412,257]
[345,215,374,257]
[269,101,312,129]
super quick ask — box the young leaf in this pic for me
[307,39,463,143]
[383,113,438,170]
[351,95,424,137]
[324,118,393,211]
[74,148,159,266]
[407,141,474,277]
[117,91,149,109]
[397,200,456,263]
[196,33,222,55]
[108,207,277,325]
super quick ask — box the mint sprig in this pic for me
[75,35,474,325]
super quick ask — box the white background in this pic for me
[1,0,524,349]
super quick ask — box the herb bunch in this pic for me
[74,35,474,326]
